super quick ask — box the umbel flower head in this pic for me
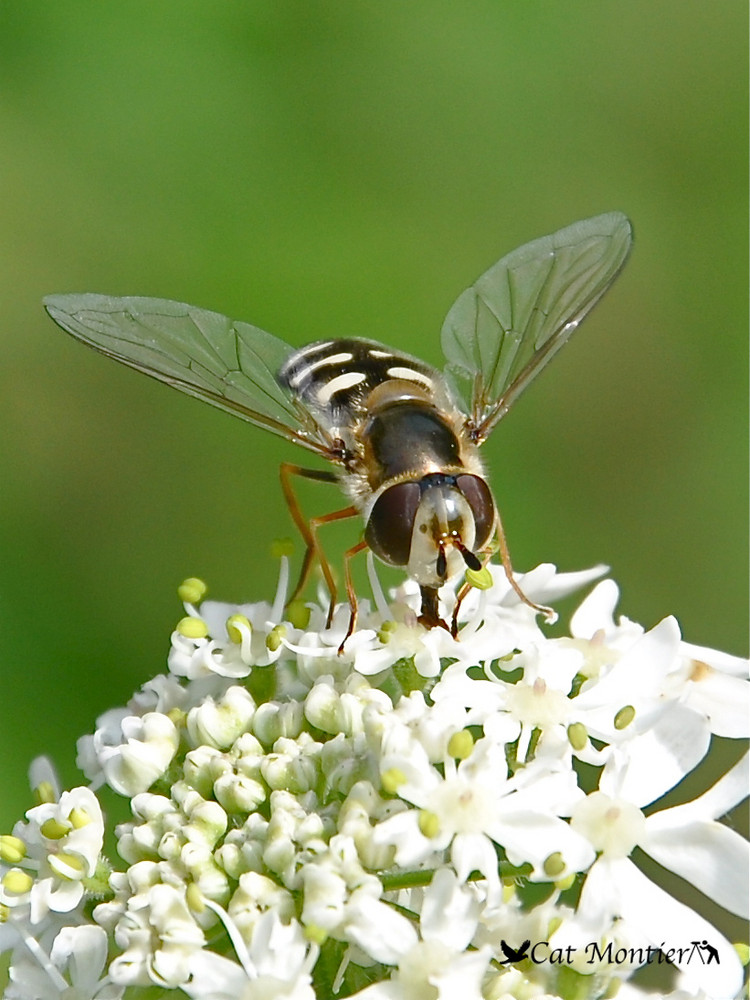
[1,560,747,1000]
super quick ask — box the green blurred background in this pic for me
[0,0,746,895]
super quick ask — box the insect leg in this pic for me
[338,539,370,654]
[279,463,361,625]
[494,507,554,620]
[451,577,475,636]
[279,462,339,599]
[307,505,360,626]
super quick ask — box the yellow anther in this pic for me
[33,781,56,805]
[49,853,86,879]
[0,836,26,864]
[690,659,712,682]
[176,616,209,639]
[614,705,636,730]
[567,722,588,751]
[178,577,207,603]
[266,625,286,651]
[186,882,205,913]
[543,852,565,877]
[381,768,406,794]
[417,810,440,839]
[465,566,493,590]
[285,600,310,630]
[3,869,33,895]
[40,818,69,840]
[68,808,92,830]
[226,614,251,643]
[447,730,474,760]
[304,923,328,945]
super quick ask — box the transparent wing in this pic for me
[440,212,633,442]
[44,293,336,458]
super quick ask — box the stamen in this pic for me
[366,550,390,620]
[271,554,290,623]
[16,923,68,993]
[200,896,256,979]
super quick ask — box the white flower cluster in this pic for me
[1,562,747,1000]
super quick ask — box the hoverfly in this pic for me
[45,212,632,646]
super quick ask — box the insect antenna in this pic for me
[454,539,482,571]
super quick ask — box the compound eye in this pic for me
[455,474,495,550]
[365,482,421,566]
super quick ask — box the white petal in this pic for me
[681,751,749,820]
[373,810,436,866]
[680,640,749,678]
[28,757,62,801]
[643,819,749,917]
[420,869,478,951]
[609,859,744,998]
[488,812,595,876]
[570,578,621,636]
[451,832,501,901]
[50,925,109,992]
[522,563,608,603]
[344,891,417,964]
[577,616,681,713]
[432,946,492,999]
[599,704,711,806]
[576,855,624,926]
[184,952,253,1000]
[685,668,750,737]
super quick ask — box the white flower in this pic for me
[673,639,750,738]
[2,563,746,1000]
[4,924,124,1000]
[51,925,123,999]
[3,787,105,926]
[373,727,594,895]
[352,616,459,679]
[107,883,205,988]
[186,685,256,750]
[347,870,491,999]
[79,711,179,796]
[571,753,748,998]
[184,908,316,1000]
[77,677,188,788]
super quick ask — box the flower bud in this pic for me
[187,686,256,750]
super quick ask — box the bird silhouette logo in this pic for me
[500,939,531,963]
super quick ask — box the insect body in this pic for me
[45,212,633,642]
[277,337,495,629]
